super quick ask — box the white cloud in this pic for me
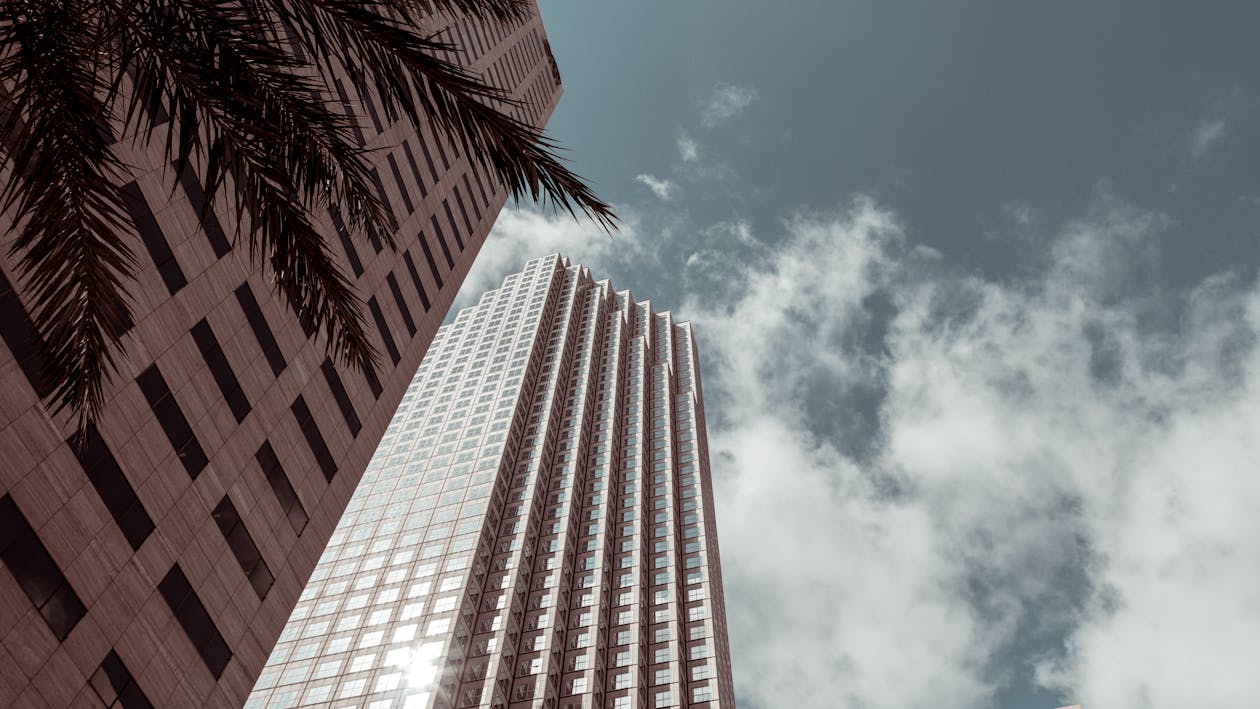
[677,132,700,162]
[454,208,642,310]
[1187,117,1227,161]
[1183,89,1246,164]
[677,196,1260,709]
[700,83,758,128]
[634,173,676,200]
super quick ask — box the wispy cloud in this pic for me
[454,208,643,310]
[677,132,700,162]
[634,173,676,200]
[1183,88,1246,164]
[1187,117,1228,161]
[700,82,758,128]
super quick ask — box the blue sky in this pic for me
[459,3,1260,707]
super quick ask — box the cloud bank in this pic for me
[681,198,1260,709]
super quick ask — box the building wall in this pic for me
[248,256,735,709]
[0,6,561,707]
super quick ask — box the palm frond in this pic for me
[113,0,384,373]
[260,0,619,230]
[419,0,532,23]
[0,0,137,429]
[0,0,616,432]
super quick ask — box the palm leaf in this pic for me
[0,0,136,429]
[0,0,615,433]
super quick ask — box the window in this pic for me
[331,211,364,276]
[137,364,208,478]
[234,282,286,376]
[67,423,153,551]
[320,358,362,437]
[0,495,86,641]
[386,272,418,336]
[693,685,715,702]
[291,395,337,479]
[121,181,185,293]
[367,296,401,365]
[177,164,230,257]
[255,442,308,533]
[430,215,455,267]
[212,495,273,599]
[191,319,250,422]
[158,564,231,678]
[401,251,432,312]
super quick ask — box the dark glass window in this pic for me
[211,496,273,600]
[331,212,364,277]
[234,283,286,377]
[284,288,317,339]
[91,649,154,709]
[430,216,455,268]
[367,296,401,365]
[387,153,415,215]
[359,84,384,134]
[460,174,482,221]
[67,424,153,551]
[190,319,250,423]
[332,79,366,145]
[0,495,86,641]
[121,181,186,294]
[401,141,429,198]
[416,131,441,184]
[177,166,230,258]
[291,395,337,480]
[255,442,307,534]
[136,364,208,478]
[402,250,432,312]
[0,270,49,397]
[432,129,451,170]
[364,368,383,400]
[386,273,417,336]
[369,168,396,238]
[157,564,232,679]
[320,358,362,437]
[442,199,466,250]
[416,230,445,289]
[469,161,491,208]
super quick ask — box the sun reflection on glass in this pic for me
[390,640,443,689]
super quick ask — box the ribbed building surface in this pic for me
[248,255,735,708]
[0,6,561,707]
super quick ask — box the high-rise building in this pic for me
[0,7,562,707]
[248,255,735,709]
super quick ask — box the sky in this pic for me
[456,3,1260,708]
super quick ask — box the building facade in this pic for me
[0,6,563,707]
[247,256,735,709]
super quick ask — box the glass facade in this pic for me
[249,255,735,708]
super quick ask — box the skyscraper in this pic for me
[248,255,735,709]
[0,6,563,707]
